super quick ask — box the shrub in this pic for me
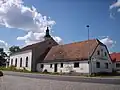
[9,65,16,71]
[0,71,3,77]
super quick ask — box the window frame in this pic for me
[26,57,28,67]
[116,63,120,68]
[41,64,44,68]
[15,58,17,67]
[105,63,108,69]
[104,52,107,56]
[50,64,52,68]
[74,62,79,68]
[60,63,63,68]
[96,62,100,68]
[11,59,13,65]
[20,58,22,67]
[97,50,100,55]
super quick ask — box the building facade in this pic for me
[37,39,112,74]
[9,27,58,71]
[110,53,120,71]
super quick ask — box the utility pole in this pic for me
[86,25,92,75]
[86,25,90,40]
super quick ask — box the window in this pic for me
[26,57,28,67]
[104,52,107,56]
[105,63,108,69]
[116,63,120,68]
[15,58,17,67]
[74,62,79,68]
[101,49,103,52]
[20,58,22,67]
[41,64,44,68]
[97,50,100,55]
[61,63,63,68]
[11,59,13,65]
[50,64,52,68]
[96,62,100,68]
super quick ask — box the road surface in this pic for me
[0,75,120,90]
[3,71,120,85]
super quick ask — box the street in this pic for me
[0,75,120,90]
[0,71,120,90]
[3,71,120,85]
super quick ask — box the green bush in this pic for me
[0,66,30,73]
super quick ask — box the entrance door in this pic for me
[54,63,57,72]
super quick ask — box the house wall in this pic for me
[32,38,58,72]
[112,62,120,71]
[90,44,112,73]
[37,61,89,74]
[9,50,32,71]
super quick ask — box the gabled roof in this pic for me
[10,38,58,56]
[110,52,120,62]
[44,39,104,62]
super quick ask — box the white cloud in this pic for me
[110,0,120,10]
[0,0,62,45]
[100,37,116,48]
[0,39,9,51]
[109,0,120,18]
[52,36,63,45]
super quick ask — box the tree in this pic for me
[9,46,20,55]
[0,48,7,66]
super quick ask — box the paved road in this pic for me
[3,71,120,85]
[0,75,120,90]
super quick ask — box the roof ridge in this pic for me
[51,39,97,48]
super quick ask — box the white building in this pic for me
[9,27,58,71]
[8,27,113,74]
[110,53,120,71]
[37,39,112,74]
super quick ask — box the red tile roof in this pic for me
[44,39,104,62]
[110,53,120,62]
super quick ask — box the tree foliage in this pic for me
[9,46,20,55]
[0,48,7,66]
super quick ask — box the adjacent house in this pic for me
[9,27,58,72]
[110,52,120,71]
[37,39,112,74]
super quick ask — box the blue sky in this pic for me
[0,0,119,52]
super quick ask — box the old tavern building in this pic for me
[9,27,58,72]
[38,39,112,74]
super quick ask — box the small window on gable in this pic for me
[96,62,100,68]
[74,62,79,68]
[104,52,107,56]
[50,64,52,68]
[101,49,103,52]
[97,50,100,55]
